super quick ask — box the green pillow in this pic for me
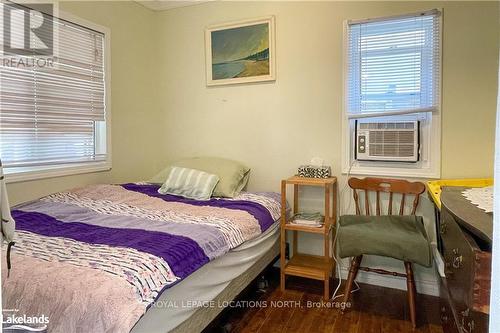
[150,157,250,198]
[158,166,219,200]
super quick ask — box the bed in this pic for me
[133,220,280,333]
[2,182,281,333]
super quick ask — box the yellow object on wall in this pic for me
[427,178,494,209]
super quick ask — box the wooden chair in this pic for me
[339,177,428,328]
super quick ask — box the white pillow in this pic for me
[158,166,219,201]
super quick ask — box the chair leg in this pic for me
[404,261,417,328]
[341,255,362,312]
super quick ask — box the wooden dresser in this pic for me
[439,187,492,333]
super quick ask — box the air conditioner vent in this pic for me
[359,122,415,130]
[355,121,419,162]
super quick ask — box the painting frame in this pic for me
[205,16,276,86]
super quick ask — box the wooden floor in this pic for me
[204,269,443,333]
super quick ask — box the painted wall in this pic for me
[154,1,499,294]
[6,1,164,205]
[155,0,498,188]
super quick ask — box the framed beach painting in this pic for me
[205,16,276,86]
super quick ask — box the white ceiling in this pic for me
[136,0,213,11]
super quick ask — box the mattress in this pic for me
[131,220,280,333]
[3,184,282,333]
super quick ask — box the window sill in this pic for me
[4,162,112,184]
[342,161,440,179]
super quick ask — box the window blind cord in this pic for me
[6,241,15,278]
[331,228,360,301]
[340,160,355,217]
[331,159,360,301]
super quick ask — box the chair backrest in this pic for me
[348,177,426,216]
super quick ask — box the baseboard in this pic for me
[338,267,440,297]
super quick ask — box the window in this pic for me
[0,5,110,182]
[342,10,441,178]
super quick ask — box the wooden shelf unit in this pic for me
[280,176,337,300]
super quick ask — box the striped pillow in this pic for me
[158,166,220,200]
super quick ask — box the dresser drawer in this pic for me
[439,277,460,333]
[441,208,476,311]
[438,264,489,333]
[439,187,491,333]
[441,209,491,333]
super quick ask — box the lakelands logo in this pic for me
[2,309,49,332]
[1,2,55,68]
[3,314,49,325]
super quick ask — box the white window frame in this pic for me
[3,10,112,184]
[341,10,442,179]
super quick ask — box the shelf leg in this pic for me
[280,180,287,293]
[324,183,331,258]
[292,231,298,256]
[324,277,330,301]
[280,229,286,292]
[292,184,298,256]
[280,227,286,291]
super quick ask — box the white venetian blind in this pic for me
[346,10,441,119]
[0,5,106,168]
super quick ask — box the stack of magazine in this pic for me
[290,212,324,228]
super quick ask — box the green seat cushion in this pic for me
[337,215,431,267]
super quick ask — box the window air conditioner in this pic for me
[355,120,420,162]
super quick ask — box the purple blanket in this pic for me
[3,183,281,332]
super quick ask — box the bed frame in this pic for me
[170,239,280,333]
